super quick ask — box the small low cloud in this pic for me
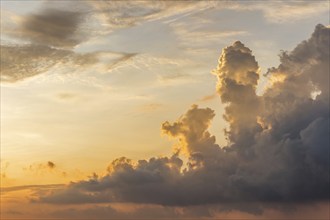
[198,93,218,102]
[47,161,56,169]
[158,72,191,82]
[139,103,164,112]
[23,161,57,174]
[0,161,10,179]
[56,93,77,100]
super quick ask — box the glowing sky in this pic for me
[0,0,329,219]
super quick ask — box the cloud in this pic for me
[0,44,136,83]
[227,1,329,24]
[0,5,92,82]
[1,184,64,194]
[56,92,78,101]
[0,161,10,180]
[1,2,92,48]
[35,24,329,216]
[104,53,137,72]
[0,44,90,82]
[198,93,217,102]
[0,2,141,84]
[47,161,56,169]
[88,0,214,32]
[170,19,249,49]
[213,40,262,157]
[1,46,65,81]
[258,1,328,24]
[19,8,85,48]
[23,161,57,175]
[162,104,219,157]
[138,103,164,112]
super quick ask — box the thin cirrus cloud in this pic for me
[226,1,329,23]
[35,24,329,216]
[254,1,329,23]
[87,0,215,31]
[169,19,249,49]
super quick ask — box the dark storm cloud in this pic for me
[38,24,329,214]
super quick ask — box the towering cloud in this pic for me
[38,24,329,215]
[213,41,262,158]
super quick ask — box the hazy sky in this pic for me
[1,0,329,219]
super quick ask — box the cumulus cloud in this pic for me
[37,24,329,216]
[162,104,219,158]
[213,40,262,158]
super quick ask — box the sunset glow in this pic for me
[1,1,329,219]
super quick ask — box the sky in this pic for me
[0,0,329,219]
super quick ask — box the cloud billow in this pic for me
[39,24,329,213]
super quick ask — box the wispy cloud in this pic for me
[138,103,164,112]
[224,1,329,23]
[171,21,249,48]
[0,44,137,83]
[1,184,65,194]
[198,93,218,102]
[87,0,215,33]
[23,161,56,173]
